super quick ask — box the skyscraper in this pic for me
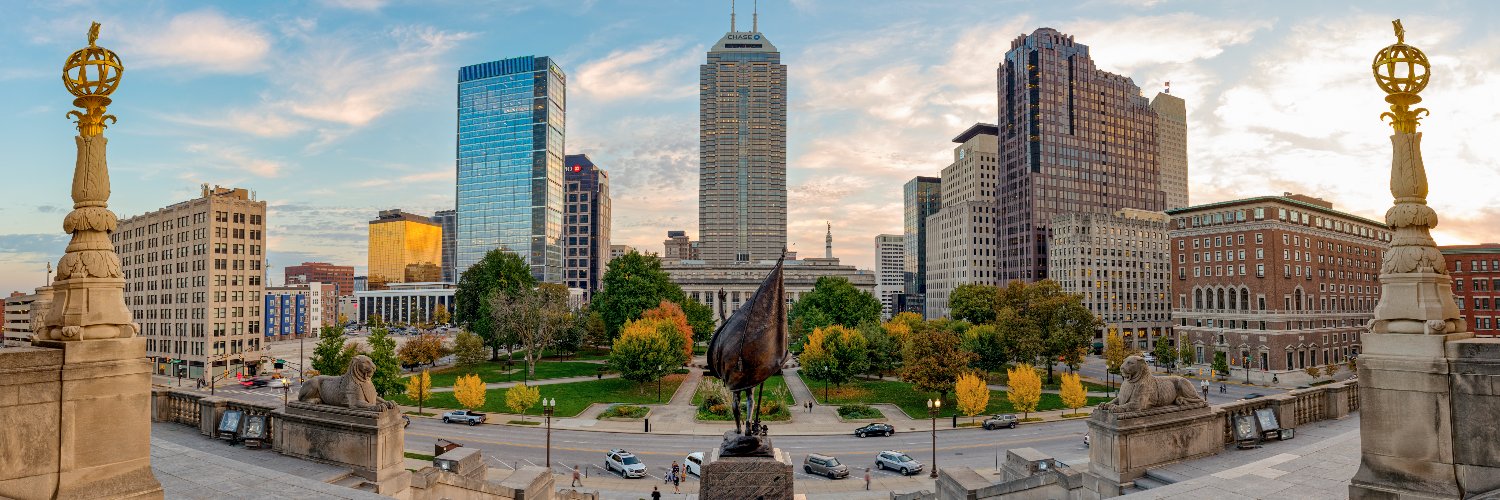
[456,56,566,282]
[432,209,457,282]
[367,209,442,285]
[563,154,611,301]
[996,28,1167,282]
[698,8,787,264]
[903,176,941,315]
[874,234,905,319]
[925,124,1002,319]
[1151,92,1189,210]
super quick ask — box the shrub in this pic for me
[602,405,649,419]
[837,404,882,419]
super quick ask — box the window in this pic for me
[1256,233,1264,244]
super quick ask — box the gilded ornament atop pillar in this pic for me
[1372,20,1429,134]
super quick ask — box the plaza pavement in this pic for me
[151,423,388,499]
[1120,414,1361,499]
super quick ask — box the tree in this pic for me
[800,325,869,399]
[1304,365,1321,380]
[310,326,351,376]
[641,301,694,362]
[553,312,586,359]
[1059,371,1088,416]
[453,373,487,411]
[505,382,541,421]
[491,283,572,379]
[858,322,899,377]
[1153,339,1177,372]
[366,327,403,398]
[453,330,487,368]
[432,303,451,326]
[398,333,447,367]
[680,298,715,347]
[591,252,688,338]
[609,318,680,401]
[1212,351,1230,378]
[900,327,975,402]
[1103,330,1127,395]
[949,284,999,325]
[454,249,537,360]
[1028,281,1098,384]
[1006,363,1042,419]
[583,311,609,349]
[962,324,1008,380]
[953,372,989,424]
[1177,335,1195,369]
[790,276,882,331]
[406,370,433,415]
[1324,363,1342,378]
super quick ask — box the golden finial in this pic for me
[1372,18,1429,133]
[62,21,122,137]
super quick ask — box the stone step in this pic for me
[329,473,370,490]
[1132,476,1169,490]
[1142,468,1189,485]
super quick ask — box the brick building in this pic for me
[1167,194,1390,384]
[1441,244,1500,336]
[283,262,355,297]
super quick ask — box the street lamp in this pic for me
[927,398,941,479]
[542,398,557,468]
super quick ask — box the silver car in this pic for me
[802,453,849,479]
[876,450,923,475]
[605,449,647,478]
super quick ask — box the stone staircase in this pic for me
[1125,468,1188,492]
[329,472,378,492]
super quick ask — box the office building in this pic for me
[564,154,612,300]
[1049,209,1172,350]
[666,258,875,328]
[925,124,1002,319]
[698,11,787,264]
[114,185,268,380]
[368,209,443,285]
[996,28,1168,282]
[4,289,47,347]
[284,262,355,297]
[433,209,458,282]
[1441,244,1500,336]
[874,234,905,319]
[903,176,941,316]
[354,282,456,326]
[353,276,368,292]
[1152,91,1189,210]
[263,282,336,341]
[664,231,700,261]
[610,245,636,259]
[1168,194,1389,384]
[457,55,567,282]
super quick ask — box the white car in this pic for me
[266,378,291,388]
[605,449,647,478]
[684,452,704,476]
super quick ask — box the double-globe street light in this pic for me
[543,398,558,468]
[926,398,942,478]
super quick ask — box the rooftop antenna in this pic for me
[730,0,736,31]
[753,0,758,32]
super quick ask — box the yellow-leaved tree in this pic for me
[954,372,989,424]
[1006,363,1042,420]
[405,370,433,415]
[1103,330,1127,396]
[506,382,541,422]
[1059,371,1087,417]
[453,373,487,412]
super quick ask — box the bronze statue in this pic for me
[706,254,788,456]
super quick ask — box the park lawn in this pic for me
[990,369,1112,393]
[540,348,611,361]
[391,374,685,418]
[693,375,793,421]
[421,360,607,389]
[811,378,1110,419]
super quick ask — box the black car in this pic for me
[854,423,894,438]
[1242,393,1266,400]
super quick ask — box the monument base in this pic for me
[700,447,794,500]
[274,401,410,495]
[1086,404,1222,489]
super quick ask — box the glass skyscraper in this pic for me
[456,56,566,282]
[903,176,941,314]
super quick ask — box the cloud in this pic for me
[356,170,454,188]
[36,205,63,213]
[184,144,287,177]
[121,10,272,74]
[319,0,388,11]
[1070,14,1270,74]
[280,26,472,127]
[572,39,702,102]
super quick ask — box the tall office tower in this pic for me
[113,185,267,381]
[698,8,787,264]
[996,28,1166,282]
[1049,209,1172,350]
[1151,92,1189,209]
[563,154,611,301]
[924,124,1002,319]
[284,262,355,297]
[433,210,458,282]
[456,56,566,282]
[874,234,906,319]
[664,230,697,261]
[367,209,443,286]
[902,176,942,315]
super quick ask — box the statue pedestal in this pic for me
[1086,404,1222,494]
[700,447,794,500]
[273,402,409,495]
[0,339,162,499]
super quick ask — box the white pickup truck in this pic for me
[441,410,486,426]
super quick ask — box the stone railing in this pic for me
[1216,379,1358,442]
[151,388,282,442]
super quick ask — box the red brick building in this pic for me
[1167,194,1390,384]
[284,262,355,297]
[1441,244,1500,336]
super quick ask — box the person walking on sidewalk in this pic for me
[865,468,871,490]
[1220,382,1227,394]
[571,465,581,487]
[1200,379,1209,399]
[651,486,661,500]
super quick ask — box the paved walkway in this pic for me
[667,365,703,406]
[1120,415,1361,499]
[428,373,620,393]
[151,423,387,499]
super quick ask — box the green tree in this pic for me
[553,312,587,359]
[583,311,609,349]
[800,325,870,399]
[961,324,1008,379]
[366,327,403,398]
[608,318,681,401]
[1027,281,1099,384]
[454,249,537,360]
[858,322,900,377]
[948,283,999,325]
[491,283,573,379]
[591,252,688,339]
[900,327,976,402]
[1153,338,1177,371]
[310,326,350,376]
[1177,335,1195,368]
[1212,351,1230,378]
[790,276,882,331]
[453,330,487,368]
[680,298,716,346]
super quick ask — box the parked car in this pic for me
[982,414,1019,430]
[1242,393,1266,400]
[803,453,849,479]
[854,423,894,438]
[605,449,647,478]
[441,410,487,426]
[1143,353,1157,364]
[684,452,704,476]
[875,451,923,475]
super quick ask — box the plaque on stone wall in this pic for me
[218,410,244,442]
[1233,414,1261,449]
[1254,408,1279,432]
[242,415,267,449]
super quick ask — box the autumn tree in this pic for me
[398,333,447,367]
[453,373,487,411]
[1103,330,1127,394]
[491,283,572,379]
[800,325,870,399]
[1059,371,1088,416]
[432,303,451,326]
[1325,363,1341,378]
[1006,363,1042,419]
[453,330,487,368]
[454,249,537,360]
[506,382,541,421]
[642,301,694,362]
[1304,365,1321,381]
[366,327,404,398]
[406,370,433,415]
[609,318,682,401]
[900,327,975,402]
[953,372,990,424]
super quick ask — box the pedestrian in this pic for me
[571,465,581,487]
[1220,383,1227,394]
[864,467,871,490]
[673,470,681,493]
[1200,379,1208,399]
[671,461,680,485]
[651,486,661,500]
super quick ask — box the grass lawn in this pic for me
[539,348,611,361]
[419,360,608,389]
[810,378,1110,419]
[989,369,1113,392]
[693,375,793,421]
[391,374,685,418]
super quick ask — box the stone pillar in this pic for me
[274,401,410,495]
[199,397,227,437]
[700,448,794,500]
[1086,405,1222,493]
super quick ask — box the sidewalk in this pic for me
[1120,415,1361,498]
[429,373,620,393]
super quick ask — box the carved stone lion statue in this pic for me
[1097,355,1205,413]
[297,355,397,411]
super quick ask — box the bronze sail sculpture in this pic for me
[706,253,789,457]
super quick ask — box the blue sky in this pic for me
[3,0,1500,294]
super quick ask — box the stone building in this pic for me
[1151,91,1189,210]
[874,234,905,319]
[564,154,612,301]
[367,209,442,286]
[665,258,876,328]
[1167,194,1389,383]
[114,184,268,381]
[663,230,699,262]
[1441,243,1500,336]
[3,290,40,346]
[353,282,456,326]
[1049,209,1172,350]
[284,261,355,297]
[924,124,1002,319]
[610,244,636,259]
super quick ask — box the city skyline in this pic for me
[3,1,1500,295]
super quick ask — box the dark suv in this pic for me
[982,414,1019,430]
[854,423,894,438]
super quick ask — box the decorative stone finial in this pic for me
[1372,19,1429,133]
[62,21,122,137]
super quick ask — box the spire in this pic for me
[731,0,736,32]
[825,221,832,259]
[753,0,759,32]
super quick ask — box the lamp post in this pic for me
[542,398,557,468]
[927,398,941,478]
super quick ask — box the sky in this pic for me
[3,0,1500,295]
